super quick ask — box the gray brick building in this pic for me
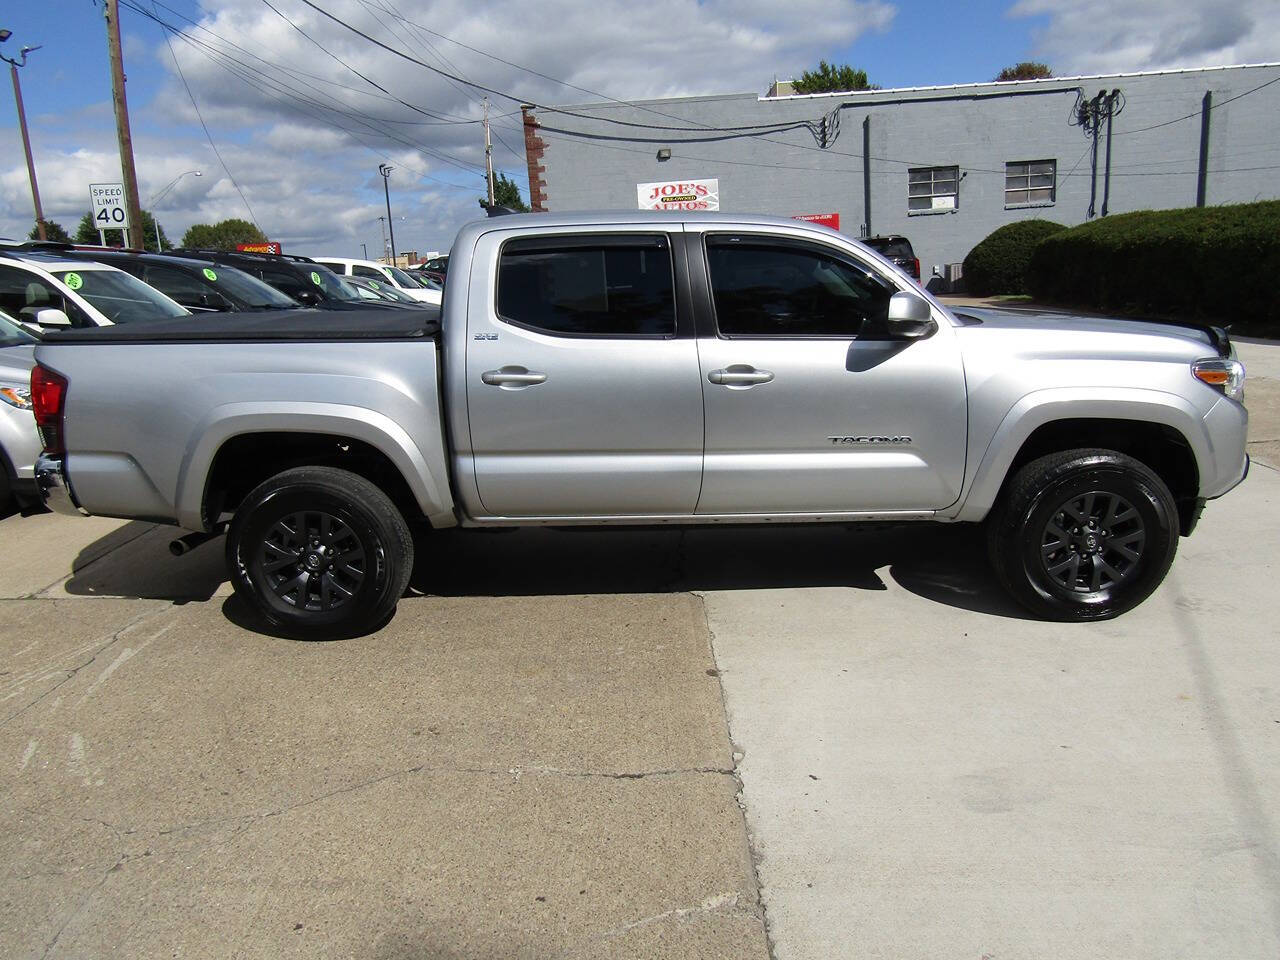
[521,63,1280,277]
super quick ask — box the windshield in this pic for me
[311,266,363,302]
[358,278,416,303]
[865,238,914,259]
[0,310,37,345]
[386,266,421,288]
[204,266,298,308]
[50,268,189,324]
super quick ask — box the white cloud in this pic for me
[2,0,895,252]
[1010,0,1280,75]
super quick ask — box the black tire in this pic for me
[226,466,413,639]
[987,448,1179,621]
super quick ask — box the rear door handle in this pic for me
[481,365,548,388]
[708,365,774,387]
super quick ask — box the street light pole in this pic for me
[378,163,396,263]
[1,32,46,241]
[145,170,201,251]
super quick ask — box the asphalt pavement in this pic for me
[1,341,1277,959]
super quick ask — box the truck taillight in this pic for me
[31,364,68,456]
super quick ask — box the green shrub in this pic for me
[1026,200,1280,330]
[962,219,1066,296]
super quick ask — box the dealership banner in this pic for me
[793,213,840,230]
[637,178,719,211]
[237,242,283,255]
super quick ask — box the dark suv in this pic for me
[63,249,299,313]
[862,235,920,281]
[163,248,400,310]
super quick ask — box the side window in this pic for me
[497,235,675,337]
[705,237,892,338]
[143,265,218,308]
[352,265,385,280]
[0,265,92,327]
[259,268,311,300]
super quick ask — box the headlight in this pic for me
[0,386,32,409]
[1192,358,1245,402]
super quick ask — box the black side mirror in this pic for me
[294,289,320,306]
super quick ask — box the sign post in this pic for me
[89,182,129,244]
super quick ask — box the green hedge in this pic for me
[962,219,1066,296]
[1026,200,1280,329]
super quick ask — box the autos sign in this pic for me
[637,178,719,211]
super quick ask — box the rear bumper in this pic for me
[35,455,88,517]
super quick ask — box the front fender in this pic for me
[175,402,455,530]
[949,387,1213,523]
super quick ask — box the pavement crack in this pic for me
[0,606,169,730]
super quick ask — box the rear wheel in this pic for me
[987,449,1179,621]
[227,466,413,639]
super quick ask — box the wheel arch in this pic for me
[177,404,456,530]
[956,390,1207,532]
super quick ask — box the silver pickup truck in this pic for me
[32,212,1248,637]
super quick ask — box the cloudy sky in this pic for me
[2,0,1277,257]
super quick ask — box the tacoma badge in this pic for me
[828,435,913,445]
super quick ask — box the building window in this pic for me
[908,166,959,213]
[1005,159,1056,206]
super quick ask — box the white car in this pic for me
[0,249,190,331]
[312,257,442,306]
[0,308,38,512]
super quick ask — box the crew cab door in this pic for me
[690,231,967,515]
[464,229,703,518]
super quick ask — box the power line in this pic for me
[132,2,481,191]
[154,1,260,229]
[1114,71,1280,136]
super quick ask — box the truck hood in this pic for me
[948,306,1226,360]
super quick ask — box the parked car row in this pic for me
[0,240,442,335]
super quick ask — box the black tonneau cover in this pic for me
[42,306,440,343]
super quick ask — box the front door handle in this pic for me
[481,365,548,388]
[708,365,774,387]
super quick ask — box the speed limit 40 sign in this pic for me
[89,183,130,231]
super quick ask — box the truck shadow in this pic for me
[408,522,1029,620]
[58,519,1029,623]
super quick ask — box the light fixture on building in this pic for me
[656,148,672,161]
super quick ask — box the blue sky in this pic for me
[2,0,1275,254]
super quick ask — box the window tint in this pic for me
[497,237,675,336]
[0,265,93,327]
[865,238,914,259]
[143,265,214,306]
[48,269,188,324]
[705,238,892,338]
[353,265,385,280]
[258,267,315,301]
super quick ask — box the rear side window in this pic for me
[497,235,675,337]
[866,238,913,259]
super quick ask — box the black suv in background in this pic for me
[63,249,299,313]
[862,235,920,281]
[164,248,401,310]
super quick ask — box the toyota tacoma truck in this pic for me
[31,212,1249,637]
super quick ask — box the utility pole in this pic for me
[361,241,368,259]
[484,97,496,208]
[104,0,144,249]
[1101,90,1116,217]
[1,32,46,240]
[378,163,396,263]
[1196,91,1212,208]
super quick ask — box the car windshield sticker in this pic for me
[203,268,218,282]
[310,271,323,286]
[369,280,381,289]
[64,272,83,291]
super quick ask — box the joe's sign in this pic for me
[637,178,719,211]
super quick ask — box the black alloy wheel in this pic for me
[227,466,413,639]
[988,448,1179,621]
[1040,491,1146,594]
[258,510,367,612]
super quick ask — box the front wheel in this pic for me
[987,449,1179,621]
[227,466,413,639]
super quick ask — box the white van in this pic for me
[312,257,442,305]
